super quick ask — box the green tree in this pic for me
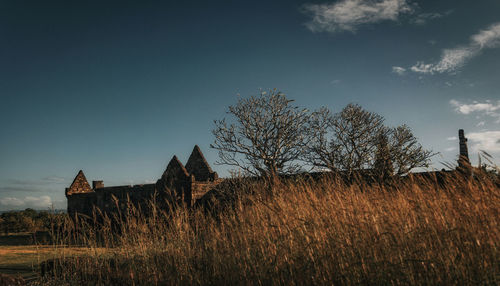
[23,208,37,219]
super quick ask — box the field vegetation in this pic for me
[0,209,59,235]
[40,172,499,285]
[0,210,96,283]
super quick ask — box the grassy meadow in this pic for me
[33,172,500,285]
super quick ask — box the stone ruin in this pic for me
[66,130,473,217]
[458,129,470,169]
[65,145,220,217]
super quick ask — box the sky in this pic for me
[0,0,499,211]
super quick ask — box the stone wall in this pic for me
[192,180,221,202]
[66,192,97,217]
[66,146,220,217]
[94,184,155,214]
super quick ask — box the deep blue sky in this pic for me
[1,0,499,210]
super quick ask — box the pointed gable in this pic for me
[185,145,217,181]
[161,156,190,183]
[66,170,93,196]
[156,155,192,202]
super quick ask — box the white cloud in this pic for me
[468,131,500,152]
[450,99,500,121]
[472,24,500,48]
[447,136,457,141]
[24,196,52,208]
[0,197,24,207]
[0,196,52,209]
[392,66,406,75]
[411,47,476,74]
[411,22,500,74]
[477,121,485,127]
[302,0,413,33]
[444,147,457,152]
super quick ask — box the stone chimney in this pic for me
[458,129,470,168]
[92,180,104,189]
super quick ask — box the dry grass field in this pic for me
[34,173,500,285]
[0,244,101,283]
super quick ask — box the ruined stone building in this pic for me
[65,145,220,217]
[66,130,473,217]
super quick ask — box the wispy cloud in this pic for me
[411,47,476,74]
[468,131,500,153]
[0,196,52,209]
[411,22,500,74]
[42,176,65,183]
[447,136,457,141]
[6,177,66,186]
[0,176,67,194]
[444,147,456,152]
[302,0,413,33]
[450,99,500,122]
[410,10,452,25]
[392,66,406,75]
[0,186,41,192]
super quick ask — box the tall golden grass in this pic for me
[42,173,499,285]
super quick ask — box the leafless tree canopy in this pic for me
[374,132,394,179]
[307,104,434,176]
[307,104,387,175]
[213,91,433,179]
[389,125,435,175]
[211,89,310,179]
[304,107,337,171]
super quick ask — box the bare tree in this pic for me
[307,104,386,176]
[211,89,311,179]
[304,107,338,171]
[388,125,434,175]
[306,104,434,177]
[374,132,394,179]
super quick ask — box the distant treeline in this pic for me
[0,208,65,235]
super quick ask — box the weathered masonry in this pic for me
[65,145,220,217]
[458,129,470,169]
[66,130,473,217]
